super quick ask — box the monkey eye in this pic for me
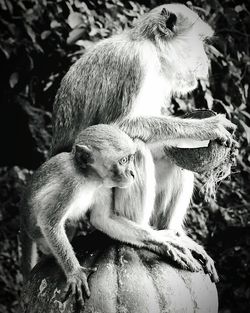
[119,156,128,165]
[129,154,135,162]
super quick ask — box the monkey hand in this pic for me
[176,235,219,283]
[156,230,218,282]
[198,114,237,147]
[63,266,97,308]
[147,231,203,272]
[160,238,204,273]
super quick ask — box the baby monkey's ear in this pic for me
[160,8,177,32]
[74,144,94,166]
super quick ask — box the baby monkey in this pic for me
[21,124,195,306]
[20,124,136,305]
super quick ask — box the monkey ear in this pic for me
[74,144,94,166]
[160,8,177,32]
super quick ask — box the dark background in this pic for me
[0,0,249,312]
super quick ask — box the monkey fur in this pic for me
[21,124,212,306]
[21,125,135,304]
[51,4,235,282]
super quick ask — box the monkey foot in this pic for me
[147,233,203,272]
[63,266,97,308]
[179,236,219,283]
[161,239,204,273]
[153,230,219,282]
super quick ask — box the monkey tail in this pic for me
[20,225,38,282]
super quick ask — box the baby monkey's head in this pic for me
[133,3,214,95]
[73,124,136,188]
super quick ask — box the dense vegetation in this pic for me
[0,0,249,312]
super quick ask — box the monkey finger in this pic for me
[215,132,233,147]
[62,283,73,303]
[173,252,201,272]
[164,244,202,272]
[179,252,203,272]
[71,282,77,296]
[167,248,190,270]
[81,279,91,298]
[215,114,237,132]
[158,238,187,256]
[219,127,234,145]
[164,238,190,255]
[76,286,85,308]
[205,258,219,283]
[223,118,237,133]
[183,240,219,282]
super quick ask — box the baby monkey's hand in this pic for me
[63,266,97,308]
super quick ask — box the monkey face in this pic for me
[73,125,136,186]
[139,4,213,95]
[163,5,213,95]
[103,154,136,189]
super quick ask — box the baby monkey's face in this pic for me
[73,145,136,188]
[99,152,135,189]
[108,153,135,188]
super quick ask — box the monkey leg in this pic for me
[20,229,38,282]
[90,208,203,272]
[151,157,194,231]
[151,162,218,281]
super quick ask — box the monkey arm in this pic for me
[39,214,94,305]
[89,205,202,272]
[39,219,81,275]
[118,114,236,145]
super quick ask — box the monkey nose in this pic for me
[130,171,135,179]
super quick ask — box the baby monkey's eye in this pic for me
[119,156,128,165]
[129,154,135,162]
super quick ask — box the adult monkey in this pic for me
[51,4,235,277]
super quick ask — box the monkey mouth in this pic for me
[115,179,133,189]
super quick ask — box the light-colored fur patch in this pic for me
[65,183,98,221]
[132,41,172,117]
[33,181,60,214]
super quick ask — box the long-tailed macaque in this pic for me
[51,4,235,281]
[21,124,206,306]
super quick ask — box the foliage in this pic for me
[0,0,249,312]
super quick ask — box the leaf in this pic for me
[41,30,51,40]
[75,40,94,49]
[67,12,84,29]
[9,72,19,88]
[67,28,86,45]
[239,120,250,144]
[0,45,10,59]
[240,110,250,123]
[50,20,61,29]
[204,90,214,109]
[235,5,244,13]
[0,0,7,10]
[25,24,36,43]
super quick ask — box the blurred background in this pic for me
[0,0,249,312]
